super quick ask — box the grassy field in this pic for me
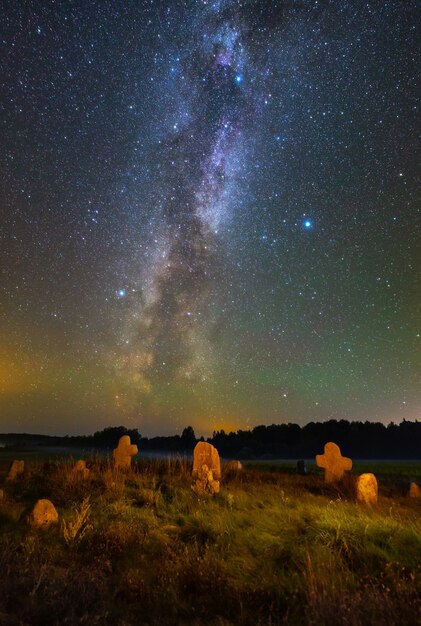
[0,454,420,625]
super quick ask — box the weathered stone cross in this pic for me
[315,441,352,482]
[113,435,138,469]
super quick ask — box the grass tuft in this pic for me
[62,497,93,546]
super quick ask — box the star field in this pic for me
[0,0,420,436]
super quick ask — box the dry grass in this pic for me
[0,457,419,625]
[61,497,93,546]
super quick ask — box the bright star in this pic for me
[117,289,126,298]
[235,74,242,84]
[304,220,313,229]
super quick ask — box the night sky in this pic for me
[1,1,420,437]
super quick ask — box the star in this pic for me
[0,0,418,437]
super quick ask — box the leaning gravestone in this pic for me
[315,442,352,483]
[113,435,138,469]
[356,473,378,504]
[408,482,421,498]
[192,442,221,480]
[28,499,59,528]
[6,460,24,482]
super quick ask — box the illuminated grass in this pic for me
[0,458,419,625]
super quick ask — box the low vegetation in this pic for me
[0,456,420,625]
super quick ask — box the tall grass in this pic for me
[0,457,419,625]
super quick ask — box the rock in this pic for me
[224,460,242,473]
[191,464,220,496]
[297,459,307,475]
[192,442,221,480]
[6,460,24,482]
[408,482,421,498]
[113,435,138,469]
[356,473,378,504]
[72,460,90,478]
[28,499,59,528]
[315,442,352,483]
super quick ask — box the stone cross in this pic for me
[315,442,352,482]
[192,441,221,480]
[356,473,378,504]
[113,435,138,469]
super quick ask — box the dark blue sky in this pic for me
[0,1,419,436]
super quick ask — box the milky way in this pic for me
[0,1,419,435]
[117,3,257,420]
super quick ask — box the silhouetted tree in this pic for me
[180,426,196,450]
[2,420,419,459]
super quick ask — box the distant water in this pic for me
[0,445,191,464]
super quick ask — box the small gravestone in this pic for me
[72,460,90,478]
[225,460,242,473]
[28,499,59,528]
[297,459,307,475]
[113,435,138,469]
[192,442,221,480]
[191,464,220,496]
[6,460,24,482]
[356,473,378,504]
[408,482,421,498]
[315,442,352,483]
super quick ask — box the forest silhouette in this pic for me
[1,419,419,459]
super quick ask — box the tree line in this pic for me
[1,420,419,459]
